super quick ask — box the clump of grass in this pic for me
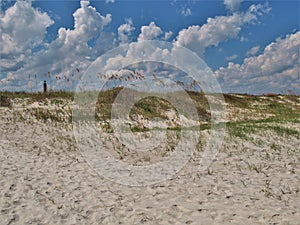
[12,111,26,121]
[130,96,173,119]
[285,95,300,103]
[2,90,299,137]
[270,143,281,151]
[187,91,211,121]
[223,94,251,108]
[96,87,122,121]
[227,121,299,139]
[226,121,255,139]
[266,125,299,137]
[31,108,72,123]
[130,126,150,132]
[94,88,211,123]
[0,91,74,102]
[0,95,11,107]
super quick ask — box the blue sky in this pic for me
[0,0,299,94]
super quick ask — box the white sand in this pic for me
[0,102,299,224]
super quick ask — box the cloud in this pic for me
[175,3,271,57]
[0,1,53,71]
[0,0,12,14]
[33,0,111,65]
[87,39,220,94]
[118,18,135,43]
[105,0,115,3]
[137,22,172,42]
[181,7,192,16]
[226,54,238,61]
[89,3,274,94]
[138,22,163,41]
[93,31,116,56]
[0,1,279,94]
[164,31,173,40]
[240,36,248,42]
[1,0,112,91]
[0,71,15,85]
[74,1,112,39]
[246,45,260,56]
[224,0,243,12]
[215,31,300,94]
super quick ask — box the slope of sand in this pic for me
[0,98,299,225]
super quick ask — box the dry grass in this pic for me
[1,90,299,139]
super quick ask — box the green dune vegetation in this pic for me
[1,88,299,139]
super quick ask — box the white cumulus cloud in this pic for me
[224,0,243,12]
[175,3,271,57]
[0,1,53,71]
[215,32,300,94]
[2,0,112,91]
[138,22,163,41]
[164,31,173,40]
[118,18,135,43]
[246,45,260,56]
[226,54,238,61]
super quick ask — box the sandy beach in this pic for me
[1,0,299,224]
[0,95,299,225]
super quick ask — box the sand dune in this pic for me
[0,95,299,224]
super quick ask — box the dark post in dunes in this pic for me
[43,80,47,93]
